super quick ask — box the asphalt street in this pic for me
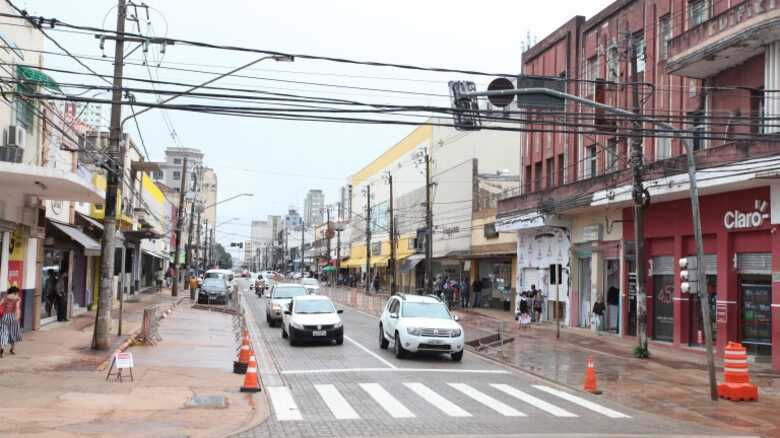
[235,279,732,438]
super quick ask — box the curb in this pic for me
[96,297,187,371]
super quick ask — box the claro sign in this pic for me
[723,200,769,230]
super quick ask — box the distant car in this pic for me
[282,295,343,345]
[379,294,465,361]
[301,278,320,294]
[265,283,308,326]
[198,277,230,304]
[205,269,237,296]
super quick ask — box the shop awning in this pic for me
[399,254,425,273]
[342,258,365,268]
[370,255,389,267]
[0,162,103,203]
[17,65,60,92]
[76,212,104,231]
[495,211,570,232]
[50,221,101,256]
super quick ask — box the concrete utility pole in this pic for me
[209,227,214,268]
[201,220,208,270]
[171,158,188,297]
[387,172,397,295]
[326,207,331,276]
[425,151,433,294]
[300,221,305,276]
[629,35,648,356]
[195,207,202,269]
[92,0,126,350]
[185,191,197,299]
[364,186,371,293]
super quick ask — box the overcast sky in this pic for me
[21,0,611,253]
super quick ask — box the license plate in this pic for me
[312,330,326,336]
[428,339,444,345]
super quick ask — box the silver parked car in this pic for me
[265,283,307,327]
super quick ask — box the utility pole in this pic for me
[425,151,433,294]
[209,227,214,268]
[171,157,188,297]
[196,208,202,270]
[202,220,208,270]
[185,193,196,300]
[629,33,648,355]
[93,0,126,350]
[387,173,397,295]
[326,208,332,285]
[364,186,372,293]
[300,221,305,276]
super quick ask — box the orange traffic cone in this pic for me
[583,356,601,394]
[718,341,758,401]
[240,352,262,393]
[233,332,251,374]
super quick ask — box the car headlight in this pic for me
[406,327,422,336]
[334,321,343,328]
[451,328,462,337]
[291,321,304,330]
[272,304,281,311]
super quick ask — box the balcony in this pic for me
[666,0,780,78]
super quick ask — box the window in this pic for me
[16,83,35,130]
[173,158,182,165]
[633,33,645,74]
[751,88,765,134]
[152,170,163,180]
[586,56,599,96]
[656,136,672,161]
[606,46,619,82]
[534,162,543,191]
[557,154,565,186]
[524,164,532,193]
[688,111,705,151]
[688,0,709,28]
[546,157,555,189]
[587,145,597,178]
[606,138,619,172]
[659,15,671,60]
[173,170,181,180]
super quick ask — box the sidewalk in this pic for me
[0,289,269,437]
[324,287,780,438]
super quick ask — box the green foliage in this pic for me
[213,243,233,269]
[633,345,649,358]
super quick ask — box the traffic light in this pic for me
[679,257,697,294]
[448,81,481,131]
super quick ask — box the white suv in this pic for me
[379,294,465,361]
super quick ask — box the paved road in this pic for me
[236,279,727,438]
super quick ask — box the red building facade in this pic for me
[499,0,780,369]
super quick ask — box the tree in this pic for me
[213,243,233,269]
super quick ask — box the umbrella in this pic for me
[322,266,337,272]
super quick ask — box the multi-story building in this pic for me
[497,0,780,370]
[251,216,280,270]
[304,189,325,225]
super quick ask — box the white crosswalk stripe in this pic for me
[448,383,525,417]
[532,385,631,418]
[267,386,303,421]
[490,384,577,417]
[315,384,361,420]
[360,383,416,418]
[404,382,472,417]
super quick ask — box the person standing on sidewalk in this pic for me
[0,286,22,357]
[460,278,470,308]
[55,272,69,322]
[44,270,57,317]
[533,289,544,323]
[472,278,482,308]
[591,297,606,332]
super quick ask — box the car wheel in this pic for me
[378,324,389,349]
[335,336,343,345]
[266,313,271,324]
[451,351,464,362]
[394,332,406,359]
[282,325,288,338]
[288,328,296,346]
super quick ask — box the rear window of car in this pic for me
[273,286,307,299]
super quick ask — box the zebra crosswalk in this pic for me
[266,381,631,422]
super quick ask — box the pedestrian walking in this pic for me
[55,272,69,322]
[189,274,199,298]
[372,274,380,293]
[460,278,470,308]
[517,292,531,328]
[165,266,173,287]
[472,279,482,308]
[592,297,606,332]
[156,268,165,292]
[0,286,23,357]
[533,289,544,323]
[44,270,57,317]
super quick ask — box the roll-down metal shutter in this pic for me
[736,253,772,274]
[652,256,674,276]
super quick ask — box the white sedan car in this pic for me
[301,278,320,294]
[379,294,464,361]
[282,295,344,345]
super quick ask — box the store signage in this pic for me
[582,224,602,241]
[723,200,769,230]
[716,302,728,324]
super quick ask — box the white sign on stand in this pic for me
[106,352,135,382]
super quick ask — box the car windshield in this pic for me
[401,302,451,319]
[294,299,335,314]
[301,278,319,286]
[273,286,307,299]
[205,272,224,280]
[202,278,225,288]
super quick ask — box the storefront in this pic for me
[474,258,513,310]
[622,185,778,368]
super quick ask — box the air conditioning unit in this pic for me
[0,125,25,163]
